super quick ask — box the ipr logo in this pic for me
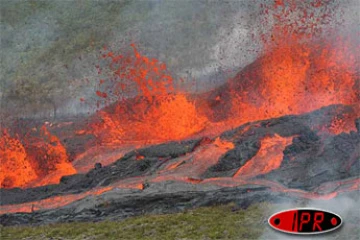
[268,208,342,235]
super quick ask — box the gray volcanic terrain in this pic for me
[1,104,359,226]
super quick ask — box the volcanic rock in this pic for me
[1,104,359,226]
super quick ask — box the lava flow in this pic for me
[0,0,359,220]
[234,134,294,179]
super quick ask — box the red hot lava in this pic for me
[0,0,359,218]
[0,125,76,189]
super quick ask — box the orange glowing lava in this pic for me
[213,137,235,150]
[1,0,359,219]
[0,181,144,215]
[234,134,293,178]
[26,125,77,187]
[92,94,207,143]
[0,130,37,188]
[0,126,76,189]
[216,0,360,131]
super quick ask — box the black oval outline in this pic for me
[268,208,343,235]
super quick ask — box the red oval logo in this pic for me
[268,208,342,234]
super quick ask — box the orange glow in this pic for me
[0,130,37,188]
[1,0,359,217]
[26,125,76,187]
[154,138,235,182]
[0,181,145,214]
[234,134,293,178]
[213,137,235,150]
[101,43,174,102]
[0,186,113,214]
[91,24,359,146]
[261,0,359,114]
[0,126,76,189]
[163,161,185,171]
[89,44,210,144]
[327,113,358,135]
[92,94,207,143]
[224,36,359,130]
[135,154,145,160]
[218,0,360,131]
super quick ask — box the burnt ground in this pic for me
[0,104,359,226]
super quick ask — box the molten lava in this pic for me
[26,125,76,187]
[88,7,359,144]
[90,36,359,147]
[90,94,207,143]
[1,0,359,220]
[215,0,360,132]
[234,134,293,178]
[89,45,208,143]
[0,130,37,188]
[0,126,76,188]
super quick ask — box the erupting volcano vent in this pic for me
[88,44,207,143]
[0,0,359,227]
[0,125,76,189]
